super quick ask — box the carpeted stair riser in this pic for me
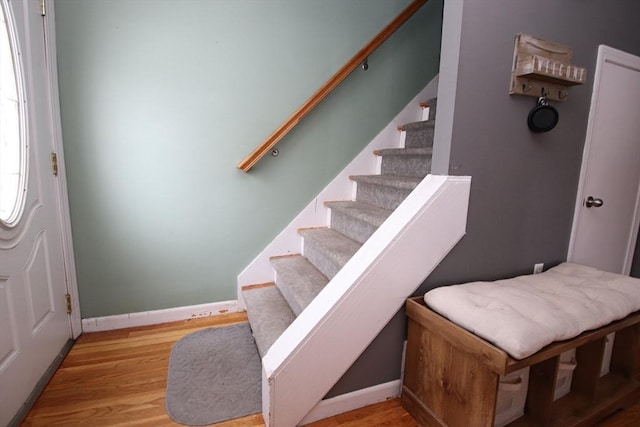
[325,201,391,244]
[299,228,361,280]
[270,255,328,316]
[355,182,412,211]
[329,210,379,245]
[242,285,295,357]
[380,152,432,178]
[351,175,420,211]
[403,120,435,149]
[425,97,437,120]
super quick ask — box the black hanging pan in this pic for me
[528,97,559,133]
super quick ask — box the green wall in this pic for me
[55,0,443,318]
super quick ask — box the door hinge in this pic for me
[41,0,46,16]
[51,152,58,176]
[65,293,72,314]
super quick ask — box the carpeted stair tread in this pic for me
[270,255,328,316]
[242,284,296,358]
[374,147,433,156]
[350,174,422,189]
[299,228,361,279]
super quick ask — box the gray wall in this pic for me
[55,0,443,317]
[337,0,639,399]
[351,0,640,402]
[420,0,640,292]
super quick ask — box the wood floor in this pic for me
[21,312,640,426]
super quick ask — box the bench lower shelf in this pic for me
[510,374,640,426]
[401,297,640,427]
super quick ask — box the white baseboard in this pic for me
[299,379,401,425]
[81,300,241,333]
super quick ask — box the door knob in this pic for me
[585,196,604,208]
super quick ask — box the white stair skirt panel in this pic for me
[81,300,240,332]
[262,175,471,427]
[236,76,439,308]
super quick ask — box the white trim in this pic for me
[400,339,407,389]
[567,45,640,275]
[431,0,464,175]
[263,175,471,426]
[43,0,82,338]
[81,300,240,333]
[237,76,440,307]
[300,380,401,425]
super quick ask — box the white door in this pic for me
[568,46,640,275]
[0,0,73,425]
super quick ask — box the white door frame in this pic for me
[44,0,81,337]
[568,45,640,275]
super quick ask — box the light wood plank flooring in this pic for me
[21,312,640,426]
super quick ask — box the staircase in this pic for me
[239,94,469,426]
[242,99,437,359]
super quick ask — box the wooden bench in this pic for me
[401,297,640,426]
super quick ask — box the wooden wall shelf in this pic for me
[516,55,586,86]
[510,34,586,102]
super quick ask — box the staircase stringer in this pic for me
[261,174,471,427]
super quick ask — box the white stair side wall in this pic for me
[262,175,471,427]
[236,76,439,307]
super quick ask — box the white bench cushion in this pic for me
[424,263,640,359]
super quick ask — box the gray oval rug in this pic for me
[165,322,262,425]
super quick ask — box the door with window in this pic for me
[0,0,73,424]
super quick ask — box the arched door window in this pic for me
[0,1,28,226]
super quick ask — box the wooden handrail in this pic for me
[237,0,428,172]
